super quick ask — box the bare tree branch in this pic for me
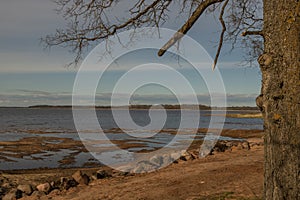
[158,0,225,57]
[43,0,264,67]
[224,0,263,66]
[43,0,173,65]
[212,0,229,70]
[241,30,264,37]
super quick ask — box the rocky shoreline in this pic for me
[0,136,264,200]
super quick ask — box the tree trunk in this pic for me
[258,1,300,199]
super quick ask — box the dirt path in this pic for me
[37,145,263,200]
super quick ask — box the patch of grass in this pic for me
[208,113,263,118]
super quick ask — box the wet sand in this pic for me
[0,129,263,170]
[0,129,264,199]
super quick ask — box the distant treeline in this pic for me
[27,104,259,110]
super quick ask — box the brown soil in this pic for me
[52,147,263,200]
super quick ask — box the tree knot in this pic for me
[258,53,273,68]
[256,94,264,112]
[273,113,282,122]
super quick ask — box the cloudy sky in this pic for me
[0,0,261,107]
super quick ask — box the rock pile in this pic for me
[1,170,88,200]
[0,168,125,199]
[213,140,249,152]
[131,150,199,173]
[214,139,264,153]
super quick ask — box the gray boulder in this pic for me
[149,155,163,167]
[131,161,157,173]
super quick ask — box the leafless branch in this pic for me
[241,30,264,37]
[212,0,229,70]
[158,0,225,57]
[224,0,263,66]
[44,0,264,67]
[43,0,173,65]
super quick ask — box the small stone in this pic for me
[250,143,256,147]
[50,181,55,188]
[49,189,61,196]
[231,145,242,151]
[178,152,194,161]
[179,155,188,161]
[2,192,16,200]
[96,170,111,179]
[72,170,90,185]
[60,177,78,190]
[0,187,6,195]
[91,175,98,180]
[131,165,144,174]
[184,154,193,161]
[115,165,133,173]
[2,183,12,188]
[149,155,163,167]
[161,154,173,167]
[225,141,233,147]
[170,152,181,161]
[242,142,250,150]
[131,161,156,173]
[181,150,189,156]
[49,180,62,190]
[17,184,32,195]
[116,171,129,177]
[237,143,243,149]
[213,142,227,152]
[2,189,22,200]
[31,190,46,198]
[0,176,9,186]
[189,151,199,159]
[199,149,211,157]
[36,183,51,194]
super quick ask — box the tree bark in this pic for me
[260,1,300,199]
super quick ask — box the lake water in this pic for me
[0,108,263,133]
[0,108,263,170]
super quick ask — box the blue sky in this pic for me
[0,0,261,107]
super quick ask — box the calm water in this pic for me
[0,108,262,133]
[0,108,263,170]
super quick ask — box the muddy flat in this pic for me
[0,134,264,200]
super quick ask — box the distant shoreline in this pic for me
[0,104,259,111]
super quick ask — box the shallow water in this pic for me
[0,108,263,170]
